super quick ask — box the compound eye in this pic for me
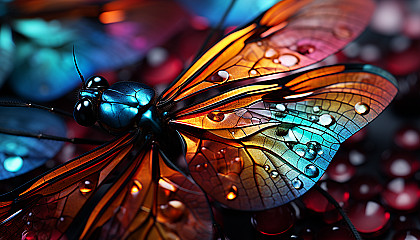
[85,76,109,89]
[73,98,97,126]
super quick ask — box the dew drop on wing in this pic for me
[0,106,66,180]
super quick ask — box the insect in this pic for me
[0,0,398,239]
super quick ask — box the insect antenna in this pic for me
[0,101,72,118]
[314,184,362,240]
[73,46,85,86]
[0,127,105,145]
[0,101,105,145]
[191,0,237,63]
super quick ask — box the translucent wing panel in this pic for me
[0,133,213,239]
[172,65,397,210]
[82,144,213,240]
[0,133,134,240]
[158,0,374,105]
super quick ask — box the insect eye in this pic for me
[73,98,97,126]
[85,76,109,89]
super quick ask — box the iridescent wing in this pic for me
[0,132,212,239]
[158,0,375,107]
[0,106,66,180]
[168,64,397,210]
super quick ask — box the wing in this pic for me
[0,132,213,239]
[157,0,375,107]
[0,106,66,180]
[169,64,398,210]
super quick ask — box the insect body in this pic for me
[74,76,156,132]
[0,0,398,239]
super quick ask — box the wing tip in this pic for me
[362,64,399,89]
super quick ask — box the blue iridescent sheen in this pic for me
[98,82,155,130]
[0,107,66,180]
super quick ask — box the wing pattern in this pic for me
[171,65,398,210]
[0,132,212,240]
[158,0,375,106]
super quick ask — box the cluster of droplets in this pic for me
[215,119,420,239]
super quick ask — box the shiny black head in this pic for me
[73,76,110,127]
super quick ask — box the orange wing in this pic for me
[169,64,397,210]
[157,0,374,107]
[0,132,213,239]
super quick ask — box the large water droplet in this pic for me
[276,103,286,112]
[208,70,229,82]
[79,180,94,194]
[297,44,315,55]
[313,106,321,113]
[249,69,258,76]
[354,102,370,115]
[207,110,225,122]
[279,54,299,67]
[3,156,23,172]
[319,114,335,127]
[227,185,238,200]
[159,178,177,192]
[218,70,229,80]
[158,200,186,223]
[292,178,303,190]
[131,180,142,195]
[305,165,319,178]
[307,141,323,157]
[264,48,278,58]
[270,170,279,178]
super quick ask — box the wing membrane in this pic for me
[170,64,397,210]
[0,132,212,239]
[158,0,374,106]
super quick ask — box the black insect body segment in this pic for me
[74,76,156,133]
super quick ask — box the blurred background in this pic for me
[1,0,420,239]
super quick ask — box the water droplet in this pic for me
[79,180,94,194]
[305,165,319,178]
[313,106,321,113]
[131,180,142,195]
[59,217,64,222]
[319,114,335,127]
[159,178,177,192]
[195,163,208,172]
[218,70,229,80]
[208,70,229,83]
[334,25,352,39]
[257,41,262,46]
[273,58,279,64]
[275,126,289,136]
[307,141,323,157]
[309,115,319,122]
[276,103,286,112]
[270,170,279,178]
[279,54,299,67]
[3,156,23,172]
[264,48,278,58]
[207,110,225,122]
[354,102,370,115]
[264,165,270,171]
[297,44,315,55]
[226,185,238,200]
[296,148,305,157]
[292,178,303,189]
[158,200,186,223]
[250,69,258,76]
